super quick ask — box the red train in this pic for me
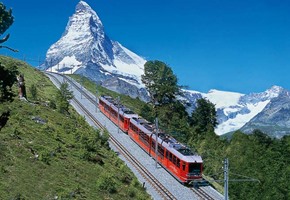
[98,95,203,184]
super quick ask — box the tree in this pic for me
[0,3,17,101]
[0,3,16,51]
[56,82,73,114]
[0,62,18,102]
[29,84,38,100]
[190,98,218,134]
[141,60,191,138]
[141,60,180,106]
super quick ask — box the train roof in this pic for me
[130,116,202,163]
[157,132,202,163]
[100,96,138,118]
[130,117,154,134]
[100,96,202,163]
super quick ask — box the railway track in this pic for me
[46,72,219,200]
[46,72,177,200]
[190,187,215,200]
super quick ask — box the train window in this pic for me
[177,159,180,168]
[166,151,168,159]
[120,116,124,122]
[130,124,138,133]
[169,153,172,162]
[112,110,117,117]
[173,155,176,165]
[189,163,201,175]
[151,141,155,150]
[146,135,149,142]
[140,132,149,145]
[182,163,186,171]
[158,145,164,157]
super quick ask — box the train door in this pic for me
[149,134,153,156]
[124,118,129,130]
[157,144,165,163]
[172,155,180,177]
[180,161,187,181]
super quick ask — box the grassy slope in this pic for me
[69,74,147,114]
[0,56,150,200]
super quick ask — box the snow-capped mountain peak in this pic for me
[183,86,290,138]
[264,85,283,98]
[43,1,290,138]
[44,1,148,101]
[76,1,95,13]
[204,89,244,108]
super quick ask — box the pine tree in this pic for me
[141,60,180,106]
[0,3,15,51]
[56,82,74,114]
[29,84,38,100]
[191,98,218,134]
[0,62,18,102]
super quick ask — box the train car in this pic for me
[128,117,154,153]
[128,117,203,183]
[98,95,203,183]
[98,95,138,132]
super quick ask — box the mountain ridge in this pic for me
[182,85,290,138]
[44,1,148,101]
[43,1,290,138]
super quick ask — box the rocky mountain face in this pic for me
[240,88,290,138]
[44,1,149,101]
[43,1,290,138]
[183,86,290,138]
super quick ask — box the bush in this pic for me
[96,174,117,194]
[29,84,37,100]
[48,99,56,109]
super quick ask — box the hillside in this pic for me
[69,68,290,200]
[0,56,150,200]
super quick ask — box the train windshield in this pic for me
[178,148,194,156]
[188,163,201,175]
[124,110,135,114]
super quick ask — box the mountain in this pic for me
[43,1,149,101]
[240,88,290,138]
[43,1,290,138]
[183,86,290,138]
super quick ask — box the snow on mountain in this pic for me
[42,1,290,138]
[44,1,147,100]
[240,87,290,138]
[204,89,243,108]
[183,85,288,136]
[215,100,270,135]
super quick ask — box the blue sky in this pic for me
[1,0,290,94]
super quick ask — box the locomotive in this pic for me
[98,95,203,184]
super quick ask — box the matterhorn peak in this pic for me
[44,1,148,101]
[76,1,92,11]
[74,1,103,27]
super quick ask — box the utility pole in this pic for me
[117,96,120,133]
[95,90,98,113]
[224,158,229,200]
[203,158,259,200]
[154,117,159,168]
[80,75,83,99]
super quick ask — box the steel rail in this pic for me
[46,72,178,200]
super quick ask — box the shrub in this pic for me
[29,84,37,100]
[96,174,117,194]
